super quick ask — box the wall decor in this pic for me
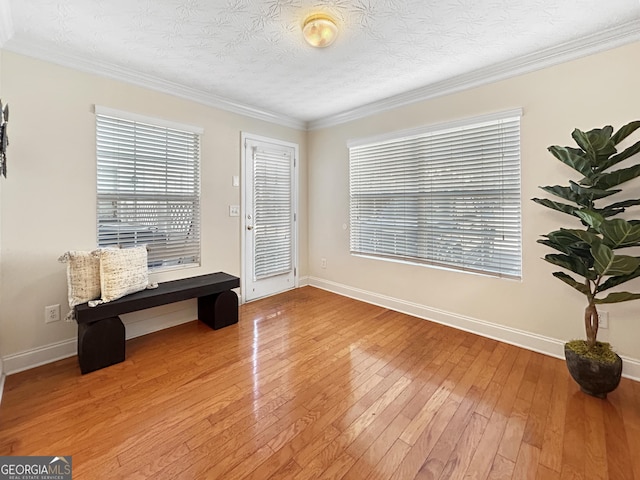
[0,99,8,178]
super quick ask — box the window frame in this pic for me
[95,106,203,271]
[348,109,523,280]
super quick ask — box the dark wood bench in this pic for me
[74,272,240,374]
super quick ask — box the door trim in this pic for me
[240,132,299,303]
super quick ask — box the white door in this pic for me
[242,133,298,302]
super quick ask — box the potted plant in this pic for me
[533,120,640,398]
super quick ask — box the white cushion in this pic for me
[58,250,101,308]
[98,246,149,303]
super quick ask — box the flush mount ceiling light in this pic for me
[302,14,338,48]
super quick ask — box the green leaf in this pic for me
[547,145,592,177]
[572,127,617,161]
[591,241,640,276]
[611,120,640,145]
[538,238,572,255]
[594,292,640,304]
[598,218,640,248]
[539,231,593,265]
[597,266,640,292]
[538,183,620,208]
[545,229,587,244]
[571,129,597,161]
[593,206,627,218]
[588,164,640,190]
[560,228,601,246]
[552,271,590,295]
[544,253,595,279]
[600,141,640,171]
[541,230,584,248]
[539,185,581,204]
[546,228,593,248]
[532,198,578,216]
[575,210,604,230]
[568,181,620,200]
[603,199,640,211]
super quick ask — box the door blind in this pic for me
[96,109,201,269]
[253,147,293,280]
[349,113,522,279]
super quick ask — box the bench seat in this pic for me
[74,272,240,374]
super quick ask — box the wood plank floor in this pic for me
[1,286,638,479]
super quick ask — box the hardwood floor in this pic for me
[1,286,638,479]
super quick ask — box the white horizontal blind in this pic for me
[96,111,201,269]
[253,147,293,280]
[350,114,521,279]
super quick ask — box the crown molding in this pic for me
[2,38,307,131]
[308,19,640,130]
[3,16,640,132]
[0,0,13,47]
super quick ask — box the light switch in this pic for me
[229,205,240,217]
[232,176,240,187]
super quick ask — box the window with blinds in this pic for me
[349,110,522,279]
[253,146,293,280]
[96,106,202,270]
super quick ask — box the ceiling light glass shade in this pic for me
[303,14,338,48]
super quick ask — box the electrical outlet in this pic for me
[598,310,609,329]
[321,258,327,269]
[45,304,60,323]
[229,205,240,217]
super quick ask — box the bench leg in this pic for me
[77,316,125,374]
[198,290,238,330]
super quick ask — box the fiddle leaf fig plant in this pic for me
[533,121,640,354]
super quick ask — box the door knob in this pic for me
[247,225,254,230]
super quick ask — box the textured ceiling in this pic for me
[2,0,640,127]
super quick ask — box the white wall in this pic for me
[307,41,640,375]
[0,51,307,373]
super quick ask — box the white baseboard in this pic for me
[307,276,640,382]
[2,338,78,376]
[1,302,197,376]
